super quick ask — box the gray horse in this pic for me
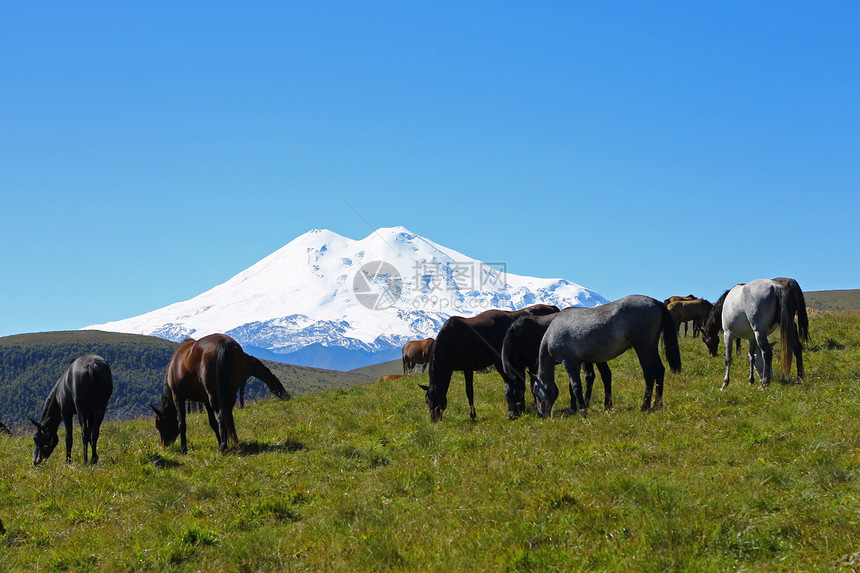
[30,354,113,465]
[533,295,681,417]
[702,278,800,389]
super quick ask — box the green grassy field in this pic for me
[1,311,858,571]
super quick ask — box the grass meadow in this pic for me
[1,311,858,571]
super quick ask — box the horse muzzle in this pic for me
[429,406,443,423]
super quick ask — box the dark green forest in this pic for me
[0,331,387,430]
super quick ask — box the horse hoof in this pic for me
[578,409,588,418]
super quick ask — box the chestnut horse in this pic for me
[666,298,713,338]
[402,338,434,374]
[421,304,559,422]
[152,334,289,454]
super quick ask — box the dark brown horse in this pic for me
[501,311,611,419]
[30,354,113,465]
[420,304,559,422]
[402,338,434,374]
[152,334,289,454]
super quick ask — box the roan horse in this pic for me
[30,354,113,465]
[152,333,289,454]
[501,311,611,419]
[533,295,681,417]
[701,278,803,389]
[402,338,434,374]
[420,304,559,422]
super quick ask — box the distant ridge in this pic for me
[0,330,379,428]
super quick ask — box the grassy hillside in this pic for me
[806,289,860,311]
[0,311,858,571]
[0,331,376,428]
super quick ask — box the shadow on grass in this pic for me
[147,454,182,469]
[236,439,306,457]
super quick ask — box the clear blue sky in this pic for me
[2,2,858,337]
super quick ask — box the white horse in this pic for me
[702,279,802,390]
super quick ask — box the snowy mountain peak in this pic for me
[84,227,607,369]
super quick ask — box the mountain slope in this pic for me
[84,227,607,369]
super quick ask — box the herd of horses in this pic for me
[26,276,809,465]
[414,276,809,422]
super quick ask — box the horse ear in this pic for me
[417,384,430,392]
[29,417,42,429]
[150,404,162,418]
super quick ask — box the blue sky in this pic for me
[2,2,858,337]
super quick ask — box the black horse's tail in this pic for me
[659,303,682,373]
[773,283,799,376]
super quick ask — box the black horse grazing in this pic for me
[30,354,113,465]
[152,334,289,454]
[501,311,612,419]
[420,304,559,422]
[534,296,681,417]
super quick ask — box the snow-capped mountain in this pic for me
[84,227,607,369]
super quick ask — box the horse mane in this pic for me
[703,288,731,337]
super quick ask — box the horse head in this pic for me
[530,377,559,418]
[30,418,58,465]
[418,383,446,422]
[701,328,720,357]
[151,404,180,447]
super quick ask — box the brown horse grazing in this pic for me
[667,299,713,337]
[402,338,434,374]
[152,334,289,454]
[420,304,560,422]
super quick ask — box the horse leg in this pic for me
[791,322,805,379]
[91,411,104,465]
[464,370,476,420]
[634,348,661,411]
[203,403,222,445]
[79,413,93,465]
[177,400,189,454]
[747,340,758,385]
[562,359,586,417]
[582,362,595,409]
[755,331,773,387]
[503,366,525,420]
[63,412,74,463]
[596,362,613,410]
[721,331,734,390]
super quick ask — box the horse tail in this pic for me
[501,327,517,383]
[660,303,682,373]
[789,279,810,345]
[774,284,798,376]
[245,354,289,400]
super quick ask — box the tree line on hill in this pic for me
[0,331,390,430]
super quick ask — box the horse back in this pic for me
[66,355,113,414]
[545,296,663,363]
